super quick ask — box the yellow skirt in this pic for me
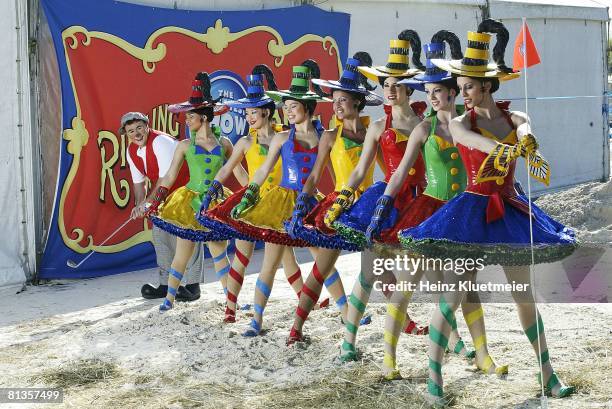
[237,185,298,231]
[152,186,232,242]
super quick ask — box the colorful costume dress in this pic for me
[288,117,374,251]
[150,134,231,242]
[398,108,576,265]
[224,120,325,247]
[375,108,466,251]
[198,127,283,241]
[333,103,427,248]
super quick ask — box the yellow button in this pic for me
[450,167,459,175]
[408,168,416,175]
[450,152,459,160]
[451,183,460,191]
[496,178,504,185]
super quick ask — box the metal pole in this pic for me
[14,0,37,281]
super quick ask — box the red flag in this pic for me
[513,22,541,71]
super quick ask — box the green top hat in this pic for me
[266,65,331,102]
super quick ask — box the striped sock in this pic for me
[211,248,230,295]
[225,245,252,322]
[342,271,372,357]
[160,268,183,311]
[243,277,271,336]
[294,263,324,330]
[382,301,407,379]
[465,306,507,375]
[525,312,553,379]
[427,296,455,399]
[286,268,303,298]
[321,269,344,310]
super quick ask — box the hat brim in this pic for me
[168,101,229,115]
[311,79,383,106]
[265,90,331,103]
[431,59,520,80]
[398,72,453,92]
[224,97,277,109]
[357,65,421,82]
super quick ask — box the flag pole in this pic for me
[521,16,548,409]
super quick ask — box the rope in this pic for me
[521,17,548,408]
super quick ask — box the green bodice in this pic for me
[422,110,467,201]
[185,130,225,211]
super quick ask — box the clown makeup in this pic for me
[457,77,486,110]
[185,111,204,131]
[383,77,408,106]
[424,83,454,112]
[245,108,268,130]
[124,121,149,147]
[283,99,308,125]
[332,90,359,121]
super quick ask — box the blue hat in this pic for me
[225,73,276,109]
[399,43,451,91]
[312,57,382,106]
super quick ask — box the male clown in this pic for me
[121,112,202,301]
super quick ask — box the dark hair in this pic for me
[251,64,279,91]
[332,89,367,112]
[301,59,329,98]
[261,101,277,119]
[453,74,500,94]
[397,29,426,71]
[437,78,460,95]
[378,76,414,97]
[352,51,377,91]
[244,102,277,120]
[190,106,214,123]
[412,30,462,95]
[482,77,500,93]
[282,97,317,116]
[477,19,513,74]
[249,64,278,119]
[430,30,463,60]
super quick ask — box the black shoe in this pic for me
[185,283,201,297]
[176,283,201,302]
[141,283,168,299]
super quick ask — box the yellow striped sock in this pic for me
[384,329,398,346]
[473,334,486,351]
[465,307,484,326]
[387,303,406,326]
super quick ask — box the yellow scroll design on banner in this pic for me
[58,20,342,253]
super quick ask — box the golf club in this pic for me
[66,216,135,269]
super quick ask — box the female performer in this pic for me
[322,31,429,362]
[399,20,576,403]
[366,31,502,380]
[228,62,331,337]
[284,53,383,344]
[197,65,305,323]
[145,72,233,312]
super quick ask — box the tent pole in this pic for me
[14,0,37,281]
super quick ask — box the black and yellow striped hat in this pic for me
[432,19,519,80]
[358,39,421,81]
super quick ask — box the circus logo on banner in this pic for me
[210,70,249,143]
[40,0,350,278]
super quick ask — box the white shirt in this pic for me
[126,133,178,183]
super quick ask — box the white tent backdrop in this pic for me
[0,0,34,293]
[1,0,608,289]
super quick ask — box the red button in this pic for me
[301,167,310,173]
[301,177,308,184]
[303,156,311,162]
